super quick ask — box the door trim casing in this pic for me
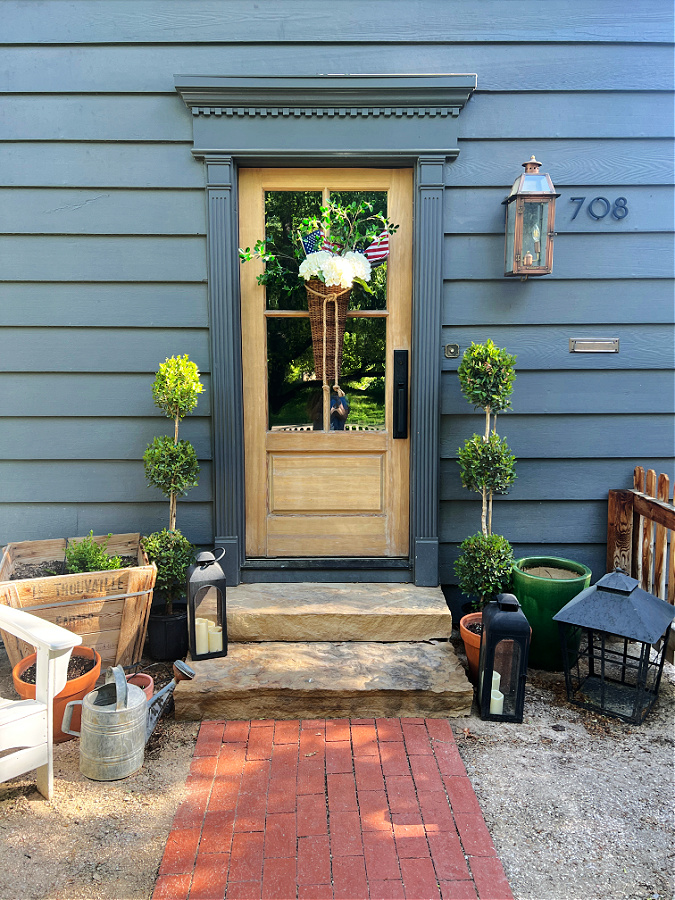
[175,75,476,586]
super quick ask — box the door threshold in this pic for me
[240,557,412,584]
[243,557,410,570]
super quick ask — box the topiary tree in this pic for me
[455,340,517,608]
[143,355,203,531]
[140,528,195,615]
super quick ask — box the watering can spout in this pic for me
[145,660,195,744]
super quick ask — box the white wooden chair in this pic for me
[0,605,81,799]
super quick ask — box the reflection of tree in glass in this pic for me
[264,191,322,310]
[264,189,390,426]
[267,318,314,418]
[268,317,387,428]
[341,318,386,428]
[331,191,388,313]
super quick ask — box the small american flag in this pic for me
[322,238,343,254]
[301,230,323,255]
[302,230,344,255]
[363,231,390,263]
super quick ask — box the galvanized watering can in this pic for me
[62,660,194,781]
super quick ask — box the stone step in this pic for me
[214,583,453,642]
[174,640,473,720]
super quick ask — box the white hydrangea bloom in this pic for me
[324,255,361,288]
[300,248,372,288]
[344,251,372,283]
[299,250,333,281]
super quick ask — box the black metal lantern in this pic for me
[503,156,560,279]
[553,569,675,725]
[186,549,228,661]
[478,594,531,722]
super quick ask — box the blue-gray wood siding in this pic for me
[1,0,673,585]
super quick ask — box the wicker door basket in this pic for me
[305,279,351,383]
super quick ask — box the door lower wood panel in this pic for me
[269,454,384,513]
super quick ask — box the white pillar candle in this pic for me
[208,625,223,653]
[195,619,209,656]
[492,671,501,692]
[490,689,504,715]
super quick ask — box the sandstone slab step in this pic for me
[214,583,453,642]
[174,640,473,720]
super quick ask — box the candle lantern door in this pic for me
[478,594,531,722]
[187,550,228,661]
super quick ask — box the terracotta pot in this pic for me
[12,645,101,743]
[459,612,483,682]
[126,672,154,701]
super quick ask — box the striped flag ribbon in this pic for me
[363,231,390,263]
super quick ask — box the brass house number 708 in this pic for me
[570,197,629,220]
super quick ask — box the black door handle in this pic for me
[393,349,408,439]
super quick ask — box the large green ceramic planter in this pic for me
[512,556,592,670]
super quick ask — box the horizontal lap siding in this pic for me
[442,45,674,582]
[0,39,211,543]
[1,44,673,93]
[3,1,671,43]
[1,1,673,571]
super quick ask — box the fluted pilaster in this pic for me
[205,157,245,585]
[411,157,446,586]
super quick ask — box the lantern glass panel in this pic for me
[492,639,521,717]
[521,201,547,269]
[505,201,517,274]
[191,585,224,657]
[559,623,668,725]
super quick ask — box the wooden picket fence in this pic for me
[607,466,675,662]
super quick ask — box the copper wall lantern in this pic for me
[504,156,559,278]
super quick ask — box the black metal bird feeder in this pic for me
[478,593,531,723]
[553,569,675,725]
[186,549,228,661]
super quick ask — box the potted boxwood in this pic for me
[141,529,195,659]
[454,340,517,679]
[142,355,201,659]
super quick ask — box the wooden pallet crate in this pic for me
[0,533,156,670]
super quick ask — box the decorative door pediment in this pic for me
[175,74,476,162]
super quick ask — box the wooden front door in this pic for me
[239,168,412,558]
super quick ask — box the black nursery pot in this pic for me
[147,600,188,660]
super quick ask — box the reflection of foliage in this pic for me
[262,191,321,310]
[267,317,386,421]
[342,318,385,383]
[267,318,314,415]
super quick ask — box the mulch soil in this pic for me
[19,655,97,685]
[10,556,138,580]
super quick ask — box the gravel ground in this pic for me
[449,631,675,900]
[0,634,673,900]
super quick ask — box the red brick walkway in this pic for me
[153,719,513,900]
